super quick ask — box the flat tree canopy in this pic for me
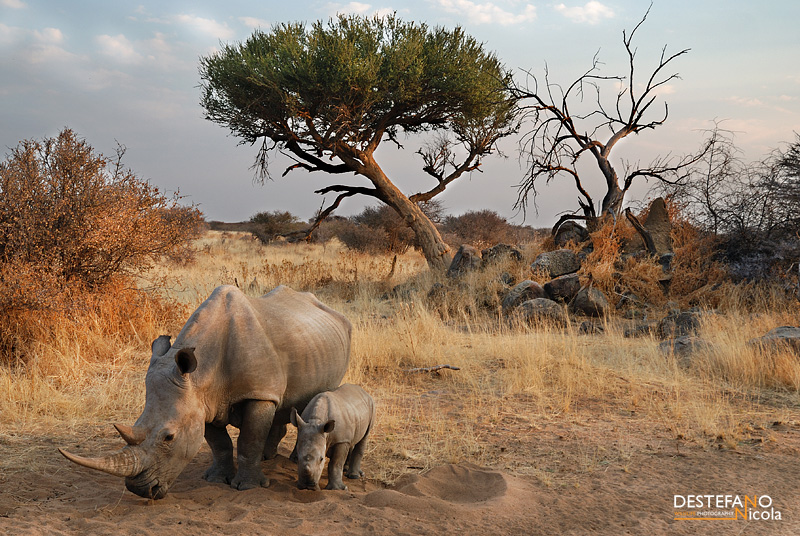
[199,14,518,270]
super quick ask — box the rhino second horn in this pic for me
[58,447,143,477]
[115,423,146,446]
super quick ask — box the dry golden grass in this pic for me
[2,230,799,485]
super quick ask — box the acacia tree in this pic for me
[512,7,710,233]
[199,15,518,270]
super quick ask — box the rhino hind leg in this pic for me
[203,423,236,484]
[345,434,368,480]
[262,422,287,460]
[231,400,275,491]
[325,442,350,491]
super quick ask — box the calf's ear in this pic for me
[290,407,301,427]
[175,347,197,374]
[322,420,335,434]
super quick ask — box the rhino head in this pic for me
[290,407,335,491]
[59,335,206,499]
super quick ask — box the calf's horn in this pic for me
[114,423,146,446]
[58,447,143,477]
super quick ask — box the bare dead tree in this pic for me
[512,5,711,233]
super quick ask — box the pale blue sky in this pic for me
[1,1,798,225]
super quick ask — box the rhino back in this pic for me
[173,285,351,420]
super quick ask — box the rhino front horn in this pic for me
[58,447,143,478]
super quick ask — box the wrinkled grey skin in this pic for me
[60,285,351,499]
[290,383,375,491]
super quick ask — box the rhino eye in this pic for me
[164,433,175,442]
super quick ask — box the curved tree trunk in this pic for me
[362,160,452,271]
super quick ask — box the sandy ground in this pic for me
[2,405,799,536]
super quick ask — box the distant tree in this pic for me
[199,14,518,270]
[659,130,800,239]
[249,210,304,242]
[657,131,800,280]
[512,6,711,233]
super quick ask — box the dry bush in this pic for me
[0,129,202,363]
[0,129,203,288]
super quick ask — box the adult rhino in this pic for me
[59,285,351,499]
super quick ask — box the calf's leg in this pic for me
[325,442,350,491]
[346,433,369,479]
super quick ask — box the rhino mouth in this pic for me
[126,476,169,500]
[297,477,321,491]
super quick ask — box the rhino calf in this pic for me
[290,383,375,491]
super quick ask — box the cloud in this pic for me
[436,1,536,25]
[1,0,26,8]
[34,27,63,44]
[96,34,143,64]
[240,16,271,29]
[0,24,74,64]
[324,2,399,18]
[175,14,234,40]
[555,1,614,24]
[726,96,765,108]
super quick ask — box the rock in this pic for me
[531,249,581,278]
[427,282,447,304]
[622,308,647,321]
[502,280,547,312]
[579,320,604,335]
[499,272,516,287]
[570,287,610,318]
[625,197,673,255]
[644,197,673,254]
[659,252,675,272]
[659,336,711,367]
[554,221,590,247]
[657,309,704,339]
[392,282,418,300]
[517,298,568,326]
[481,244,523,265]
[447,244,481,278]
[749,326,800,353]
[544,273,581,303]
[624,323,655,338]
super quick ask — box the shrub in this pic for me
[441,210,514,249]
[352,205,416,253]
[0,129,202,362]
[337,219,392,254]
[0,129,203,288]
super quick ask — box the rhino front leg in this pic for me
[203,423,235,484]
[232,400,274,491]
[325,442,350,491]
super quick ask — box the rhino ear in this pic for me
[289,407,301,428]
[322,420,335,434]
[151,335,171,357]
[175,347,197,375]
